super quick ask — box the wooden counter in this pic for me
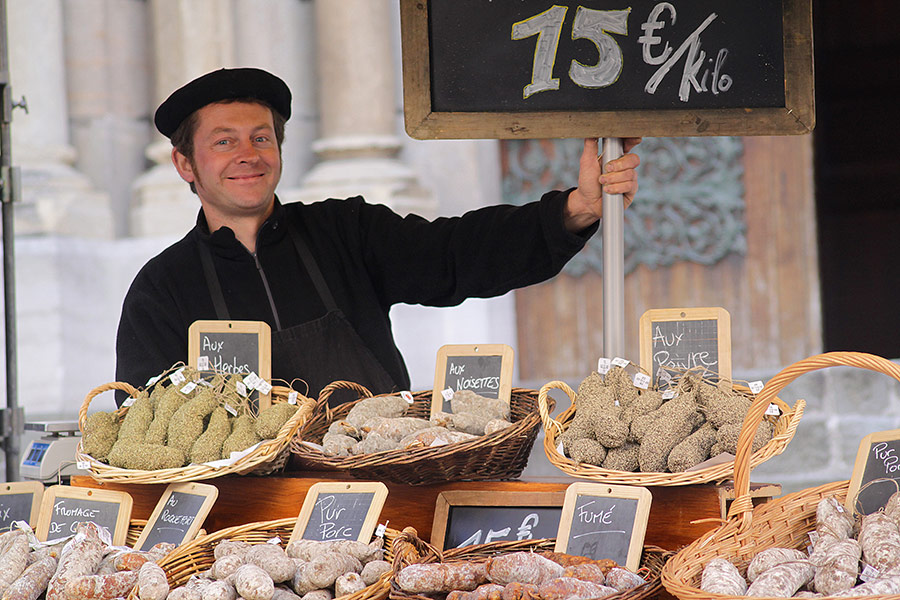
[72,473,779,551]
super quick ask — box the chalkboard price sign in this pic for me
[431,490,565,550]
[135,483,218,551]
[639,307,732,385]
[431,344,514,416]
[0,481,43,530]
[555,483,651,571]
[847,430,900,516]
[35,485,133,545]
[399,0,814,139]
[289,482,388,545]
[188,320,272,407]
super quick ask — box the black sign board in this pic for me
[555,483,651,571]
[432,490,565,550]
[431,344,514,416]
[290,482,388,544]
[188,320,272,407]
[135,483,218,551]
[36,485,133,545]
[0,482,43,530]
[640,307,731,384]
[847,430,900,516]
[400,0,814,139]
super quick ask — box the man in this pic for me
[115,67,640,402]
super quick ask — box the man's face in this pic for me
[172,101,282,223]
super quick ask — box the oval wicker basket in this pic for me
[289,381,548,486]
[76,380,314,484]
[388,527,671,600]
[538,377,805,486]
[125,518,401,600]
[662,351,900,600]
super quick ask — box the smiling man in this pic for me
[114,67,640,404]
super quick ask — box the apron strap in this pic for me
[287,223,339,313]
[199,242,231,320]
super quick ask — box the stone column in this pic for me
[233,0,317,191]
[8,0,112,238]
[130,0,236,237]
[62,0,151,238]
[290,0,432,216]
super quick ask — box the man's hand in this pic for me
[563,137,641,233]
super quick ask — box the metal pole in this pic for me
[0,0,22,481]
[601,137,625,360]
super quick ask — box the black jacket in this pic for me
[115,191,597,391]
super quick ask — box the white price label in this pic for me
[597,358,611,374]
[170,369,186,385]
[236,381,248,397]
[860,564,880,582]
[122,397,136,407]
[765,403,782,416]
[224,403,238,416]
[611,357,629,368]
[145,375,160,387]
[633,373,651,389]
[243,372,261,390]
[76,460,91,471]
[288,391,298,405]
[180,381,197,395]
[375,523,387,538]
[256,379,272,395]
[267,536,281,545]
[400,391,414,404]
[197,356,210,370]
[441,387,454,401]
[662,390,677,400]
[657,369,673,383]
[749,380,765,394]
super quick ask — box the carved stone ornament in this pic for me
[501,136,746,276]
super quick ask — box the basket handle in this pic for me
[316,380,373,420]
[78,381,139,431]
[730,351,900,531]
[538,381,575,437]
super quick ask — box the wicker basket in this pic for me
[388,527,671,600]
[125,518,401,600]
[662,351,900,600]
[289,381,548,486]
[76,380,314,484]
[538,376,805,486]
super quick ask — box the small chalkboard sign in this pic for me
[188,320,272,408]
[35,485,133,545]
[431,344,514,417]
[432,490,565,550]
[847,429,900,516]
[134,483,218,551]
[400,0,814,139]
[639,307,732,385]
[289,482,388,544]
[555,483,651,571]
[0,481,44,530]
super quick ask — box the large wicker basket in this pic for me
[662,351,900,600]
[125,518,401,600]
[388,527,671,600]
[538,375,805,486]
[289,381,548,486]
[76,380,314,484]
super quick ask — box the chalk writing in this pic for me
[873,442,900,474]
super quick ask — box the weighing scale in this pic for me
[20,421,86,483]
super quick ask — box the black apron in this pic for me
[199,223,397,405]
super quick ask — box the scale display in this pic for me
[23,442,50,467]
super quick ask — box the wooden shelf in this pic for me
[71,473,779,551]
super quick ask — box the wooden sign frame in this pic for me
[399,0,814,139]
[0,481,44,529]
[555,483,652,571]
[134,482,218,551]
[188,319,272,407]
[639,307,732,384]
[35,485,133,545]
[431,489,566,550]
[431,344,514,417]
[289,481,388,545]
[846,429,900,516]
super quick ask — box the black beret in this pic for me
[154,67,292,138]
